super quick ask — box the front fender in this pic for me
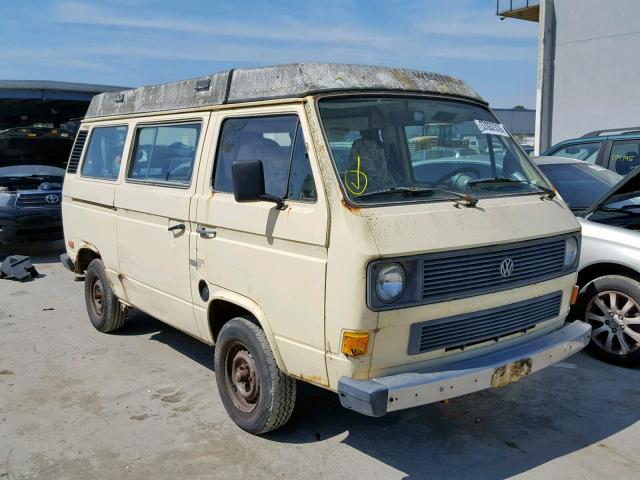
[207,287,287,374]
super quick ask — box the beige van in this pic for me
[61,64,591,434]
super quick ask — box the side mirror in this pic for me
[231,160,286,209]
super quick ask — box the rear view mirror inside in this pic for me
[389,111,426,126]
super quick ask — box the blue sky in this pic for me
[0,0,539,108]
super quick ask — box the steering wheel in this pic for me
[434,167,481,189]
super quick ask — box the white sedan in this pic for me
[534,156,640,366]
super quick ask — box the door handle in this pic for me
[168,223,185,232]
[196,225,217,238]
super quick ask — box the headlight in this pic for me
[375,263,406,303]
[564,237,578,267]
[0,192,14,207]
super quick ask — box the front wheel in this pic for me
[577,275,640,366]
[214,317,296,434]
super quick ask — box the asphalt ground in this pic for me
[1,241,639,479]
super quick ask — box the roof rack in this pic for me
[581,127,640,137]
[85,63,486,119]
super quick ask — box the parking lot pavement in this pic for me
[1,248,639,479]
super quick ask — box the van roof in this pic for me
[85,63,486,119]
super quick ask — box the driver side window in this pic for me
[213,115,317,201]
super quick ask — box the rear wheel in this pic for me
[214,317,296,434]
[84,259,127,333]
[577,275,640,366]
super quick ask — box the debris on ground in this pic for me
[0,255,39,282]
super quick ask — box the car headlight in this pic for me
[375,263,406,303]
[564,237,578,267]
[0,192,14,208]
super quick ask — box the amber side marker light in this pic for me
[68,240,75,249]
[342,331,370,357]
[570,285,580,305]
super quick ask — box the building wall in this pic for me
[493,108,535,146]
[546,0,640,146]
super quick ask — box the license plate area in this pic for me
[491,358,532,388]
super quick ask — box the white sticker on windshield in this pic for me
[474,120,509,137]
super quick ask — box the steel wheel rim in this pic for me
[91,277,104,317]
[586,290,640,355]
[223,341,260,413]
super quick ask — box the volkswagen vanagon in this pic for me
[61,64,591,434]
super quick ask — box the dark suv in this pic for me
[543,127,640,176]
[0,127,73,244]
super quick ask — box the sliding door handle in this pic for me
[196,226,217,238]
[168,223,185,232]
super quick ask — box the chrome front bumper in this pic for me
[338,321,591,417]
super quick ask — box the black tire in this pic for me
[214,317,296,434]
[84,258,128,333]
[575,274,640,367]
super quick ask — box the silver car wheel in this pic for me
[586,290,640,355]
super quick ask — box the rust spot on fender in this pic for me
[341,198,361,215]
[293,373,329,386]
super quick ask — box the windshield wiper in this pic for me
[468,177,556,199]
[355,186,478,207]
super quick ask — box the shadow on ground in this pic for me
[117,311,640,479]
[0,240,65,264]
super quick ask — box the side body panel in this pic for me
[114,112,211,338]
[62,123,134,299]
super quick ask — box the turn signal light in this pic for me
[68,240,75,249]
[570,285,580,305]
[342,331,370,357]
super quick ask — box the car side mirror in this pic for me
[231,160,286,210]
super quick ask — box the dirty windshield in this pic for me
[318,96,548,205]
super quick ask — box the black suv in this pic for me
[0,127,73,244]
[543,127,640,176]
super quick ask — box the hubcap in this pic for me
[224,341,259,413]
[91,278,104,317]
[586,290,640,355]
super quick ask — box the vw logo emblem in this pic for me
[45,194,60,204]
[499,257,514,278]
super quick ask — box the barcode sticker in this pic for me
[474,120,509,137]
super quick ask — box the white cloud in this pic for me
[52,1,396,48]
[0,48,114,72]
[417,14,538,39]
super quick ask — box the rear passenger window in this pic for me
[552,142,600,163]
[128,123,201,186]
[213,115,316,201]
[609,140,640,175]
[81,126,128,180]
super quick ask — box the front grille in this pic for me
[422,236,568,304]
[15,192,61,208]
[408,292,562,354]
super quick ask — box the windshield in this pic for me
[587,189,640,229]
[537,162,621,211]
[318,96,549,205]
